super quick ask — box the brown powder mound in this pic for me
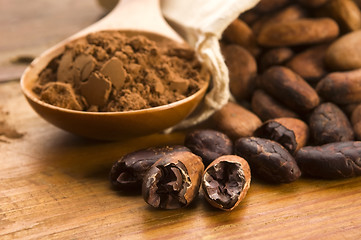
[33,31,207,112]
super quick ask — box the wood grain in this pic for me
[1,1,361,239]
[1,81,361,240]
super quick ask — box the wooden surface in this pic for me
[1,1,361,239]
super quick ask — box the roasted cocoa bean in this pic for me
[252,4,307,36]
[184,129,233,167]
[257,18,339,47]
[251,89,299,121]
[260,66,320,112]
[222,19,260,56]
[202,155,251,211]
[254,117,309,153]
[325,30,361,70]
[222,44,257,101]
[295,141,361,179]
[309,103,354,144]
[259,47,294,72]
[109,145,190,190]
[212,102,262,140]
[322,0,361,32]
[286,44,328,82]
[142,151,204,209]
[234,137,301,183]
[316,68,361,104]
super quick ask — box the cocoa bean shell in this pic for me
[254,117,309,153]
[142,151,204,209]
[202,155,251,211]
[109,145,190,190]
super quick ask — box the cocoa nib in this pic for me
[109,145,190,190]
[184,129,233,166]
[202,155,251,211]
[295,141,361,179]
[234,137,301,183]
[142,151,204,209]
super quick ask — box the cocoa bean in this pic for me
[251,89,299,121]
[252,4,308,36]
[259,47,294,72]
[260,66,320,112]
[234,137,301,183]
[286,44,329,82]
[109,145,190,190]
[212,102,262,140]
[184,129,233,166]
[325,30,361,70]
[222,44,257,101]
[142,151,204,209]
[316,68,361,104]
[222,19,260,56]
[254,117,309,153]
[309,102,354,145]
[322,0,361,32]
[202,155,251,211]
[257,18,339,47]
[295,141,361,179]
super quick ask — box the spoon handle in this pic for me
[73,0,184,43]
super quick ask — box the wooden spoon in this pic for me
[20,0,209,140]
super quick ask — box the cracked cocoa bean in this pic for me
[234,137,301,183]
[142,151,204,209]
[295,141,361,179]
[260,66,320,112]
[202,155,251,211]
[309,102,354,145]
[184,129,233,167]
[254,117,309,154]
[109,145,190,190]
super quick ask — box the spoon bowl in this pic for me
[20,0,209,140]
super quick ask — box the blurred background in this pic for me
[0,0,119,82]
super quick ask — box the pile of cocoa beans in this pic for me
[109,0,361,211]
[218,0,361,180]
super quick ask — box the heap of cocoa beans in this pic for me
[109,0,361,211]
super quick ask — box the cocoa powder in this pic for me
[33,31,207,112]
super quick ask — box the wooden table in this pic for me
[1,1,361,239]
